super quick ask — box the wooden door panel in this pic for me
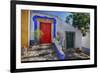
[40,22,52,44]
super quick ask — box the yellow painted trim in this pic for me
[37,18,53,23]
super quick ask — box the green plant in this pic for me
[66,13,90,36]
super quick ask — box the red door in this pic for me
[40,22,52,44]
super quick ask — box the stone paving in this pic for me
[21,44,90,62]
[64,48,90,60]
[21,44,58,62]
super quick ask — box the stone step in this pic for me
[28,46,52,51]
[29,45,52,51]
[21,44,58,62]
[22,49,54,58]
[22,48,56,58]
[21,54,58,61]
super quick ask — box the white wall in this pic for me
[56,17,82,49]
[75,29,82,48]
[82,32,90,48]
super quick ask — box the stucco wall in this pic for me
[56,18,82,49]
[75,29,82,48]
[30,11,82,49]
[82,32,90,48]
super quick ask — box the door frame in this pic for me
[32,15,56,44]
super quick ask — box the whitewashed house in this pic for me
[29,11,82,59]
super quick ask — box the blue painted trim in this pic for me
[33,16,37,31]
[32,15,56,38]
[30,40,35,46]
[53,43,65,60]
[53,18,56,38]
